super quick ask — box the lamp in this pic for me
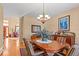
[37,1,50,24]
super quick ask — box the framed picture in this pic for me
[31,25,41,33]
[58,15,70,31]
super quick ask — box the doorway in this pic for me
[3,20,9,48]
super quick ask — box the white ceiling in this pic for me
[2,3,79,18]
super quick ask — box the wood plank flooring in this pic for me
[2,38,25,56]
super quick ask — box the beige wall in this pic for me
[21,16,44,39]
[44,7,79,44]
[0,4,4,54]
[4,17,19,34]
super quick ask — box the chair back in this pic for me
[66,47,75,56]
[56,46,75,56]
[57,37,62,42]
[64,32,75,45]
[57,37,66,44]
[71,45,79,56]
[23,38,35,55]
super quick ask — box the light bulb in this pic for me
[45,15,49,18]
[37,17,40,19]
[39,15,43,17]
[47,16,50,19]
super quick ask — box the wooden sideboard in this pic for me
[52,34,75,46]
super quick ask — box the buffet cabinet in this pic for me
[52,34,75,46]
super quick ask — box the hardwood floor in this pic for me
[2,37,23,56]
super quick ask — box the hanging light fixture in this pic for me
[37,0,50,24]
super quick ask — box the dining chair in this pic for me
[54,46,75,56]
[56,37,62,42]
[71,44,79,56]
[23,38,44,56]
[56,37,66,45]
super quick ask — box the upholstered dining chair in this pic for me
[23,38,44,56]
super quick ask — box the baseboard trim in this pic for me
[0,46,4,55]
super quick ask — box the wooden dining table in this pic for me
[31,40,66,55]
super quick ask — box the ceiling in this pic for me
[2,3,79,18]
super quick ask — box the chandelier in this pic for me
[37,1,50,24]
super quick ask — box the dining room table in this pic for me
[31,39,66,56]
